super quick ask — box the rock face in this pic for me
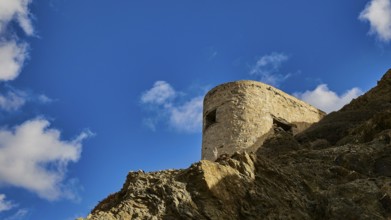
[84,70,391,220]
[202,80,325,161]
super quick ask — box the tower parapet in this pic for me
[202,80,325,161]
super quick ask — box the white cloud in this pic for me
[0,0,34,36]
[0,41,28,81]
[249,52,290,86]
[0,119,92,200]
[0,0,33,82]
[294,84,363,113]
[359,0,391,42]
[168,96,203,133]
[141,81,176,105]
[0,194,15,212]
[141,82,203,133]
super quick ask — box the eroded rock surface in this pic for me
[83,70,391,220]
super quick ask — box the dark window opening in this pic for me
[272,116,295,133]
[204,109,217,131]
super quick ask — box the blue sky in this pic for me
[0,0,390,219]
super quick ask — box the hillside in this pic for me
[82,69,391,220]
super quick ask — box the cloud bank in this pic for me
[0,119,92,200]
[0,2,90,218]
[249,52,291,86]
[359,0,391,42]
[294,84,363,113]
[141,81,203,133]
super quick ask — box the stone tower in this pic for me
[202,80,325,161]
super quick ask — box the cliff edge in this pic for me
[82,69,391,220]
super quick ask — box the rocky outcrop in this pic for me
[296,70,391,146]
[83,69,391,220]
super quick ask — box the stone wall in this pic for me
[202,80,325,161]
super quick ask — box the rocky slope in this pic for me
[82,70,391,220]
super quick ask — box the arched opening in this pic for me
[204,109,217,131]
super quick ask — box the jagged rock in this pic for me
[82,69,391,220]
[296,69,391,146]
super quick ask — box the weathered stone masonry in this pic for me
[202,80,326,161]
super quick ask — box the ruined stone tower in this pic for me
[202,80,326,161]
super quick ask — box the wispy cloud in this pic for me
[4,209,29,220]
[0,195,29,220]
[0,119,93,201]
[0,88,53,112]
[359,0,391,42]
[37,94,53,104]
[0,90,26,111]
[293,84,363,113]
[0,194,15,212]
[249,52,290,86]
[141,81,203,133]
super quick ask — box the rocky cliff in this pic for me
[82,70,391,220]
